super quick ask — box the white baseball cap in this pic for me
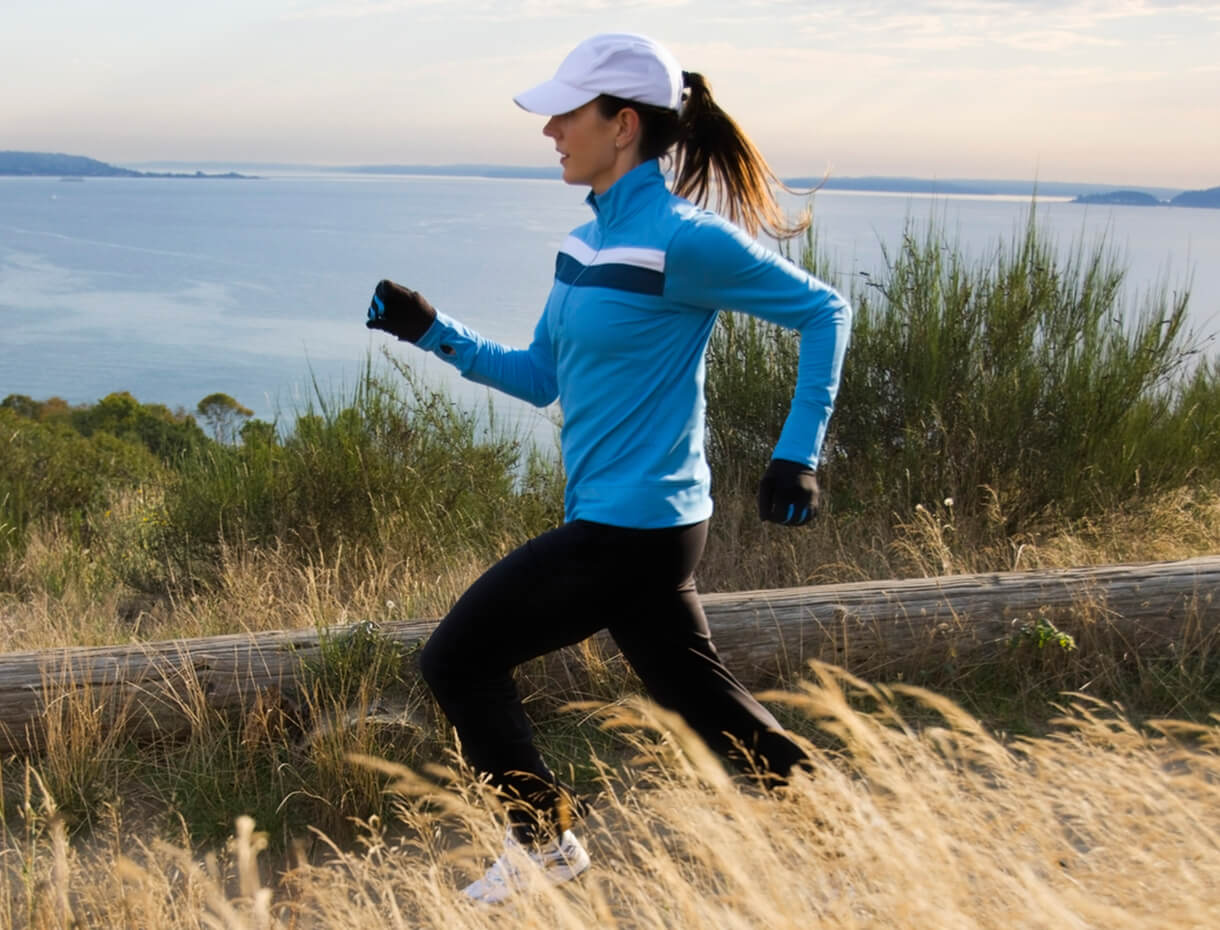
[513,33,683,115]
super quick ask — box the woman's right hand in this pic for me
[366,279,438,343]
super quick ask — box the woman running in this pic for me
[366,32,852,903]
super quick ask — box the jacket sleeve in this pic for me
[664,214,852,467]
[415,309,559,408]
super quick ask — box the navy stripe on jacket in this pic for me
[555,252,665,295]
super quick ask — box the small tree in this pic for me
[240,418,277,447]
[196,393,254,445]
[1,394,41,419]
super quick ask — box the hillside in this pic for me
[1070,185,1220,209]
[0,151,252,179]
[1072,190,1163,206]
[0,151,142,177]
[1171,186,1220,208]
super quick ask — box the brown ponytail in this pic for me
[597,71,812,240]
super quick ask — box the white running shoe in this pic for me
[461,829,590,904]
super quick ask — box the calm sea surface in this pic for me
[2,174,1218,440]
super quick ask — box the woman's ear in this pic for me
[614,107,641,151]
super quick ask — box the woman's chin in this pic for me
[560,164,587,187]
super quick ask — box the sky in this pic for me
[4,0,1219,189]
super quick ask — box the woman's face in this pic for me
[543,101,637,194]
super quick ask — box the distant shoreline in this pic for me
[126,161,1189,201]
[4,150,1218,206]
[0,151,256,180]
[1071,188,1220,209]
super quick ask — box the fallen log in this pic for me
[3,556,1217,752]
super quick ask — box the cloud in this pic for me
[774,0,1212,15]
[283,0,689,19]
[1001,30,1122,51]
[282,0,429,20]
[704,0,1217,45]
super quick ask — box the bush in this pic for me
[706,208,1212,528]
[70,391,207,462]
[0,407,164,558]
[156,360,564,590]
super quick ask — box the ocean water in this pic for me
[2,173,1218,442]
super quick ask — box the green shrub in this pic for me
[70,391,207,462]
[0,408,164,558]
[706,208,1211,527]
[156,360,564,589]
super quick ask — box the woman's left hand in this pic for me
[757,459,820,526]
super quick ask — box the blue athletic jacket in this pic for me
[415,159,851,528]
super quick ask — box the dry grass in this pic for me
[4,484,1219,654]
[700,483,1220,592]
[2,487,1219,927]
[3,668,1218,928]
[0,530,492,653]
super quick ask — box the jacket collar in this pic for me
[585,159,666,229]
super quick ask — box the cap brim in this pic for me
[513,79,598,115]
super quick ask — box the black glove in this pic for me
[366,279,437,343]
[757,458,820,526]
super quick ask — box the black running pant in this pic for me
[418,519,807,833]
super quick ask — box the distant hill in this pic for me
[0,151,143,177]
[1170,186,1220,209]
[0,151,252,179]
[1069,185,1220,210]
[1073,190,1164,206]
